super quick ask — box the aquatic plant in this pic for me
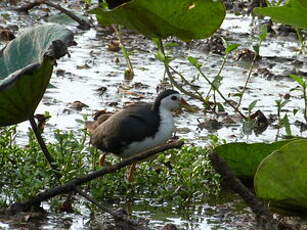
[0,126,220,207]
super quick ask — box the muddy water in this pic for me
[16,15,307,144]
[1,1,307,229]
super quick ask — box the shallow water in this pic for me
[1,1,307,229]
[15,18,307,145]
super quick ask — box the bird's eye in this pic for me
[171,96,177,101]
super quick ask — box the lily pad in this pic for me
[0,24,74,126]
[90,0,226,41]
[254,139,307,212]
[214,140,295,179]
[254,0,307,29]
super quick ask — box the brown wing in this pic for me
[91,103,159,155]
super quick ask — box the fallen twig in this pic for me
[7,140,184,214]
[13,0,91,30]
[209,152,297,230]
[75,188,150,230]
[44,1,91,30]
[13,0,43,13]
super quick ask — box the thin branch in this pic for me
[44,0,91,30]
[13,0,43,13]
[7,141,184,214]
[13,0,91,30]
[209,152,296,230]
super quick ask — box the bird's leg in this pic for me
[127,162,137,182]
[99,153,108,166]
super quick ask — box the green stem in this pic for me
[157,38,246,119]
[196,67,247,119]
[168,65,206,101]
[157,38,205,102]
[295,28,306,54]
[304,85,307,122]
[206,54,228,99]
[29,116,61,179]
[113,25,134,77]
[236,48,259,109]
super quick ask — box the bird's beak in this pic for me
[180,98,189,106]
[179,97,198,112]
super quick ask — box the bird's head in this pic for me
[154,89,188,111]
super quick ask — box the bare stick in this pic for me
[13,0,43,13]
[209,152,296,230]
[13,0,91,30]
[44,1,91,30]
[7,141,184,214]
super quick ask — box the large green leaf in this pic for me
[214,140,295,179]
[90,0,225,41]
[254,139,307,212]
[254,0,307,29]
[0,24,74,126]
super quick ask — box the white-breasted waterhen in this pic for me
[86,89,187,181]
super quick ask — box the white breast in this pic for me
[121,107,174,158]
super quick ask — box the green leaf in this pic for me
[248,99,259,114]
[242,119,257,135]
[254,0,307,29]
[259,24,268,41]
[165,42,180,47]
[214,140,296,179]
[187,56,202,68]
[253,44,260,55]
[212,74,223,90]
[282,114,292,136]
[255,139,307,212]
[225,43,240,54]
[0,24,74,126]
[289,74,305,87]
[155,50,166,62]
[217,102,225,112]
[90,0,226,41]
[276,99,289,108]
[280,99,290,108]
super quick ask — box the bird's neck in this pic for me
[152,100,160,112]
[159,106,173,121]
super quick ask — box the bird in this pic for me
[86,89,187,181]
